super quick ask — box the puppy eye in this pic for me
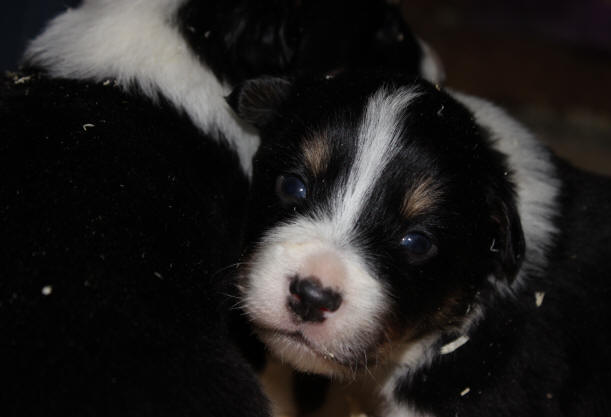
[276,175,307,204]
[400,232,435,257]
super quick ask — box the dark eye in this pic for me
[400,232,435,257]
[276,175,307,204]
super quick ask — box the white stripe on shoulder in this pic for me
[25,0,258,175]
[450,91,560,291]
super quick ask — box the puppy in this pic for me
[230,72,611,416]
[0,1,440,416]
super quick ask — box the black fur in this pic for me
[178,0,425,85]
[0,70,264,416]
[231,72,611,416]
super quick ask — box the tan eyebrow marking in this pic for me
[402,176,442,218]
[302,135,331,177]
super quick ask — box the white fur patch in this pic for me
[535,291,546,307]
[450,91,560,292]
[25,0,258,174]
[440,335,470,355]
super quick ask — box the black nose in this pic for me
[288,276,342,323]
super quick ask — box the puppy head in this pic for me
[178,0,443,85]
[230,73,523,377]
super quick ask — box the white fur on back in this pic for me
[450,91,560,291]
[25,0,258,174]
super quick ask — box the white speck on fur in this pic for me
[535,291,545,307]
[14,75,33,84]
[440,335,470,355]
[25,0,258,175]
[41,285,53,296]
[82,123,95,131]
[460,387,471,396]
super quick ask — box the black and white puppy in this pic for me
[22,0,443,175]
[230,72,611,416]
[1,1,441,416]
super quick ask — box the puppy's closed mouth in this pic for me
[254,325,352,367]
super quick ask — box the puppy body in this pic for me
[232,73,611,416]
[1,68,262,417]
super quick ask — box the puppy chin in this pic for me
[257,328,352,377]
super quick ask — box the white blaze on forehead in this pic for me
[333,87,419,235]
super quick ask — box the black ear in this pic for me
[490,197,526,283]
[226,77,292,129]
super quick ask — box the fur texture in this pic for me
[0,70,264,417]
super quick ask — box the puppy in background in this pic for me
[230,72,611,416]
[0,1,441,416]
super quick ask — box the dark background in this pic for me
[0,1,80,71]
[402,0,611,175]
[2,0,610,175]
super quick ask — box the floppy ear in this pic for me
[490,197,526,283]
[226,77,292,129]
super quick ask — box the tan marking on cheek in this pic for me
[402,176,442,218]
[302,136,330,176]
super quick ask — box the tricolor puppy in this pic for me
[230,72,611,416]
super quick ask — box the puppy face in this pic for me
[231,73,523,377]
